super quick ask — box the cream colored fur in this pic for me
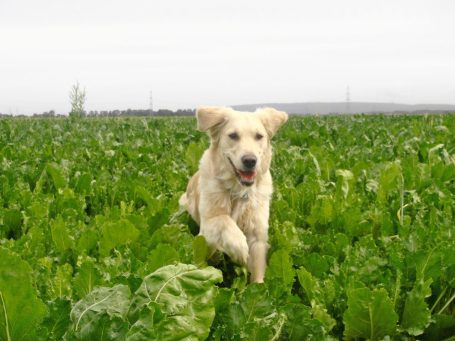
[179,106,288,283]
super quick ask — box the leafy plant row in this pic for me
[0,114,454,340]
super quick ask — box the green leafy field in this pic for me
[0,114,454,340]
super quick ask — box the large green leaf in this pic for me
[401,278,433,336]
[184,141,205,174]
[0,247,48,340]
[296,267,336,331]
[73,259,102,299]
[343,287,398,340]
[149,224,194,262]
[301,252,330,278]
[46,162,67,190]
[40,298,72,341]
[269,221,301,253]
[222,284,285,340]
[192,235,209,267]
[99,219,140,256]
[49,264,73,300]
[50,216,74,252]
[128,263,222,340]
[377,161,402,204]
[336,168,354,200]
[65,284,131,340]
[266,249,295,295]
[282,302,327,340]
[140,243,180,275]
[125,303,164,341]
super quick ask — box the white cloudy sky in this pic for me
[1,0,454,115]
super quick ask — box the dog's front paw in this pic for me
[221,228,249,265]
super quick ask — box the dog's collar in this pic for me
[230,189,250,201]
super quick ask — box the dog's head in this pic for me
[196,106,288,186]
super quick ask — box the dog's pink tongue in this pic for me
[239,170,256,181]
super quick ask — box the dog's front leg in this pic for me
[245,204,270,283]
[248,239,268,283]
[247,226,269,283]
[200,215,249,265]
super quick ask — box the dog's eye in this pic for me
[228,132,239,140]
[255,133,264,140]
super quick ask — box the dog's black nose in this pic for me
[241,155,257,169]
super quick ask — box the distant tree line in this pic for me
[86,108,195,117]
[1,82,195,118]
[0,108,195,118]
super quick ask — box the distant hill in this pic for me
[233,102,455,115]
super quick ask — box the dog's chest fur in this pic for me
[228,180,271,235]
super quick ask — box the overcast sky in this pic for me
[1,0,454,115]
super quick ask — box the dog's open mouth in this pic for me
[228,158,257,186]
[237,169,257,185]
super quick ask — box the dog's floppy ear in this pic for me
[196,106,230,132]
[257,108,288,137]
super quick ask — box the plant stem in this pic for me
[437,291,455,315]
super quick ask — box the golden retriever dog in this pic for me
[179,106,288,282]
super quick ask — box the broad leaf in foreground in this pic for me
[73,259,102,299]
[46,162,67,190]
[127,263,222,340]
[65,284,131,340]
[219,284,285,340]
[401,278,433,336]
[141,243,179,274]
[343,287,398,340]
[297,267,336,332]
[49,263,73,299]
[51,216,74,252]
[0,247,48,341]
[193,235,209,267]
[40,298,71,341]
[282,302,327,340]
[266,249,295,295]
[99,219,140,256]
